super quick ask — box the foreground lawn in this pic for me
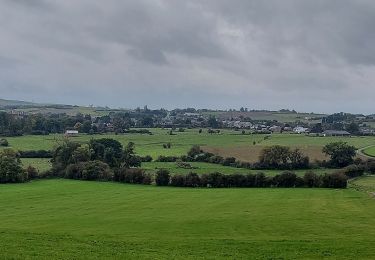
[0,180,375,259]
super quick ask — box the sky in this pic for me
[0,0,374,114]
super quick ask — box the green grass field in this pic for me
[363,146,375,157]
[0,179,375,259]
[19,158,337,176]
[21,158,52,172]
[6,129,374,173]
[3,129,375,159]
[350,176,375,192]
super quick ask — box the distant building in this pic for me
[293,127,309,134]
[269,126,282,133]
[65,130,79,136]
[322,130,350,137]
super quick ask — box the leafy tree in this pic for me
[259,146,290,168]
[346,122,359,135]
[90,138,123,167]
[65,161,113,181]
[81,121,92,133]
[0,149,27,183]
[322,142,356,167]
[52,140,81,174]
[310,123,323,133]
[207,115,219,128]
[72,144,92,163]
[259,146,309,169]
[121,142,141,168]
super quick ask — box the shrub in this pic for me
[170,174,185,187]
[140,155,153,162]
[321,172,348,188]
[65,161,113,181]
[222,157,236,166]
[226,173,248,187]
[155,169,170,186]
[19,150,53,158]
[187,145,202,158]
[65,163,83,179]
[303,171,321,188]
[273,171,297,187]
[208,155,224,164]
[341,164,365,178]
[194,152,214,162]
[200,172,224,188]
[114,168,150,184]
[184,172,201,187]
[26,165,39,179]
[176,161,193,169]
[254,172,266,187]
[156,156,179,162]
[0,138,9,147]
[322,142,356,168]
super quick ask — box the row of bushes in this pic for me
[19,150,53,158]
[159,170,348,188]
[37,158,349,189]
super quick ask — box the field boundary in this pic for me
[358,145,375,158]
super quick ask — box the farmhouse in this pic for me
[293,126,309,134]
[65,130,79,136]
[322,130,351,137]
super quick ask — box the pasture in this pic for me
[0,179,375,259]
[20,158,338,176]
[4,129,375,162]
[142,161,337,176]
[22,158,52,172]
[363,146,375,157]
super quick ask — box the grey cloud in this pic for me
[0,0,374,113]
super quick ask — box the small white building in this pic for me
[65,130,79,136]
[293,127,309,134]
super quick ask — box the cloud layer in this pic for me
[1,0,374,113]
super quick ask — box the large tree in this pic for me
[0,149,27,183]
[322,142,356,167]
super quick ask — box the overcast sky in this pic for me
[0,0,374,114]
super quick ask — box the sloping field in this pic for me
[363,146,375,157]
[1,179,375,259]
[203,145,327,163]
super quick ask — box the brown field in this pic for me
[202,145,329,163]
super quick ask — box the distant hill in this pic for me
[0,98,38,108]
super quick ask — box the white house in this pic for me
[65,130,79,136]
[293,127,309,134]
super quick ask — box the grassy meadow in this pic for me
[1,179,375,259]
[4,128,375,161]
[363,146,375,157]
[22,158,52,172]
